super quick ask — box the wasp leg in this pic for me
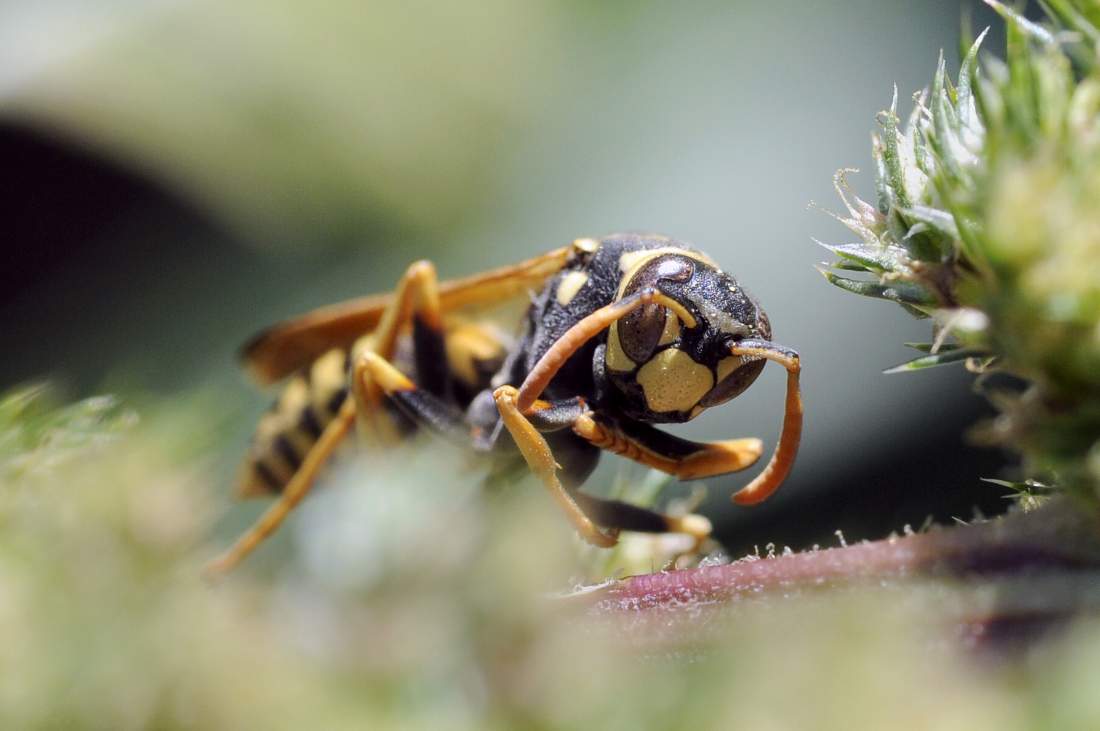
[572,415,763,480]
[353,260,446,445]
[208,350,476,578]
[575,341,800,507]
[353,363,708,546]
[493,386,618,548]
[725,341,802,506]
[494,391,714,547]
[204,397,358,579]
[208,262,456,577]
[354,351,467,443]
[571,493,712,549]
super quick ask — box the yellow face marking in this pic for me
[716,355,744,383]
[571,237,600,254]
[657,309,680,345]
[555,270,589,306]
[604,323,637,372]
[636,348,714,413]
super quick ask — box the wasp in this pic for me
[206,233,802,576]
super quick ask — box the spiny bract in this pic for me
[819,0,1100,502]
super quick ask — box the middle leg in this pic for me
[492,388,715,547]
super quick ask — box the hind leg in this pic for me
[207,261,455,577]
[204,397,357,579]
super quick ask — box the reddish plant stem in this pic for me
[579,500,1100,651]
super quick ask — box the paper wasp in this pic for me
[206,233,802,576]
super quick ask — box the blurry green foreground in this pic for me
[3,386,1100,731]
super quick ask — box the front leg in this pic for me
[571,414,763,480]
[492,388,714,547]
[493,386,618,547]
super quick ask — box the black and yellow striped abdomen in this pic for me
[238,346,351,497]
[238,319,508,498]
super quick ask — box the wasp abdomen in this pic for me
[237,347,351,497]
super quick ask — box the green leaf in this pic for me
[815,240,907,273]
[903,342,964,353]
[979,477,1056,494]
[877,87,911,209]
[957,27,990,129]
[831,261,870,272]
[899,303,933,320]
[985,0,1057,44]
[900,204,960,242]
[818,268,937,307]
[1040,0,1100,70]
[930,54,965,181]
[883,346,989,373]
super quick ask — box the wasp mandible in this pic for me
[207,233,802,576]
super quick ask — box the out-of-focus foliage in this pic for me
[5,384,1100,730]
[0,1,561,247]
[820,0,1100,502]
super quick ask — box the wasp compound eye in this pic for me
[617,301,666,363]
[700,356,766,408]
[615,254,695,363]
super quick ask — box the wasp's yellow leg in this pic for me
[571,414,763,480]
[571,492,713,550]
[204,398,357,579]
[492,385,618,548]
[352,260,444,444]
[501,394,713,548]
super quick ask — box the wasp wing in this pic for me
[241,246,574,384]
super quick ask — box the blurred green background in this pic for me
[0,0,1007,553]
[10,4,1100,730]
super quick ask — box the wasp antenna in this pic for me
[727,340,802,505]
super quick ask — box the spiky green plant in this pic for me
[820,0,1100,503]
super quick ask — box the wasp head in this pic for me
[603,249,772,423]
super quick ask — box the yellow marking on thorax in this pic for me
[556,270,589,306]
[605,322,637,372]
[571,237,600,254]
[636,348,714,413]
